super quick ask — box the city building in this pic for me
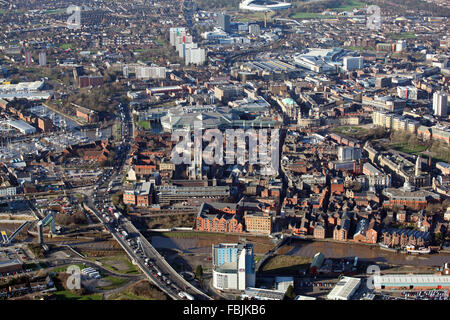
[212,243,256,291]
[241,287,285,300]
[218,13,231,33]
[195,202,243,233]
[373,274,450,290]
[7,120,36,135]
[338,146,362,161]
[185,47,206,66]
[327,276,361,300]
[243,211,272,235]
[433,91,448,117]
[123,182,152,206]
[38,51,47,67]
[78,75,104,88]
[342,56,364,71]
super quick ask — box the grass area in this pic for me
[137,121,150,129]
[236,12,271,22]
[291,12,335,19]
[52,263,86,274]
[115,122,122,140]
[330,0,366,12]
[59,43,74,50]
[52,290,103,300]
[111,291,150,300]
[109,280,168,300]
[45,9,66,15]
[262,255,312,274]
[389,32,416,40]
[92,255,140,275]
[332,125,368,138]
[97,276,126,290]
[389,142,428,155]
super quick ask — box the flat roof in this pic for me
[7,119,36,132]
[242,287,285,300]
[374,274,450,286]
[327,276,361,300]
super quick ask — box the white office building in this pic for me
[248,24,261,35]
[338,146,362,161]
[433,91,448,117]
[185,48,206,66]
[212,243,255,291]
[343,56,364,71]
[135,66,166,80]
[177,42,198,59]
[169,27,187,46]
[39,52,47,67]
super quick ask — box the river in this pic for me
[151,235,450,268]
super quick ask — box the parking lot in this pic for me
[401,290,449,300]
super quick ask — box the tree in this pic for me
[285,284,295,300]
[195,265,203,280]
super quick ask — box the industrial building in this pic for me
[241,287,285,300]
[374,274,450,290]
[212,243,255,291]
[327,276,361,300]
[7,119,36,135]
[275,276,294,293]
[0,259,23,273]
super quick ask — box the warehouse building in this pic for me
[241,287,285,300]
[327,276,361,300]
[373,274,450,290]
[0,259,23,273]
[7,119,36,135]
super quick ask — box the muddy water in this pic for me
[151,236,450,268]
[286,241,450,267]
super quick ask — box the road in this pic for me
[80,101,211,300]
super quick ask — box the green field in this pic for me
[52,290,103,300]
[389,142,427,155]
[137,121,150,129]
[332,126,368,138]
[59,43,74,50]
[91,255,140,275]
[389,32,417,40]
[97,276,126,290]
[112,292,150,300]
[46,9,66,15]
[291,12,335,19]
[52,263,86,274]
[331,0,366,12]
[262,255,312,275]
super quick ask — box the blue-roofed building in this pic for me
[212,243,255,291]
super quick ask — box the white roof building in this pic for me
[327,276,361,300]
[374,274,450,289]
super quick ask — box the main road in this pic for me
[83,101,211,300]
